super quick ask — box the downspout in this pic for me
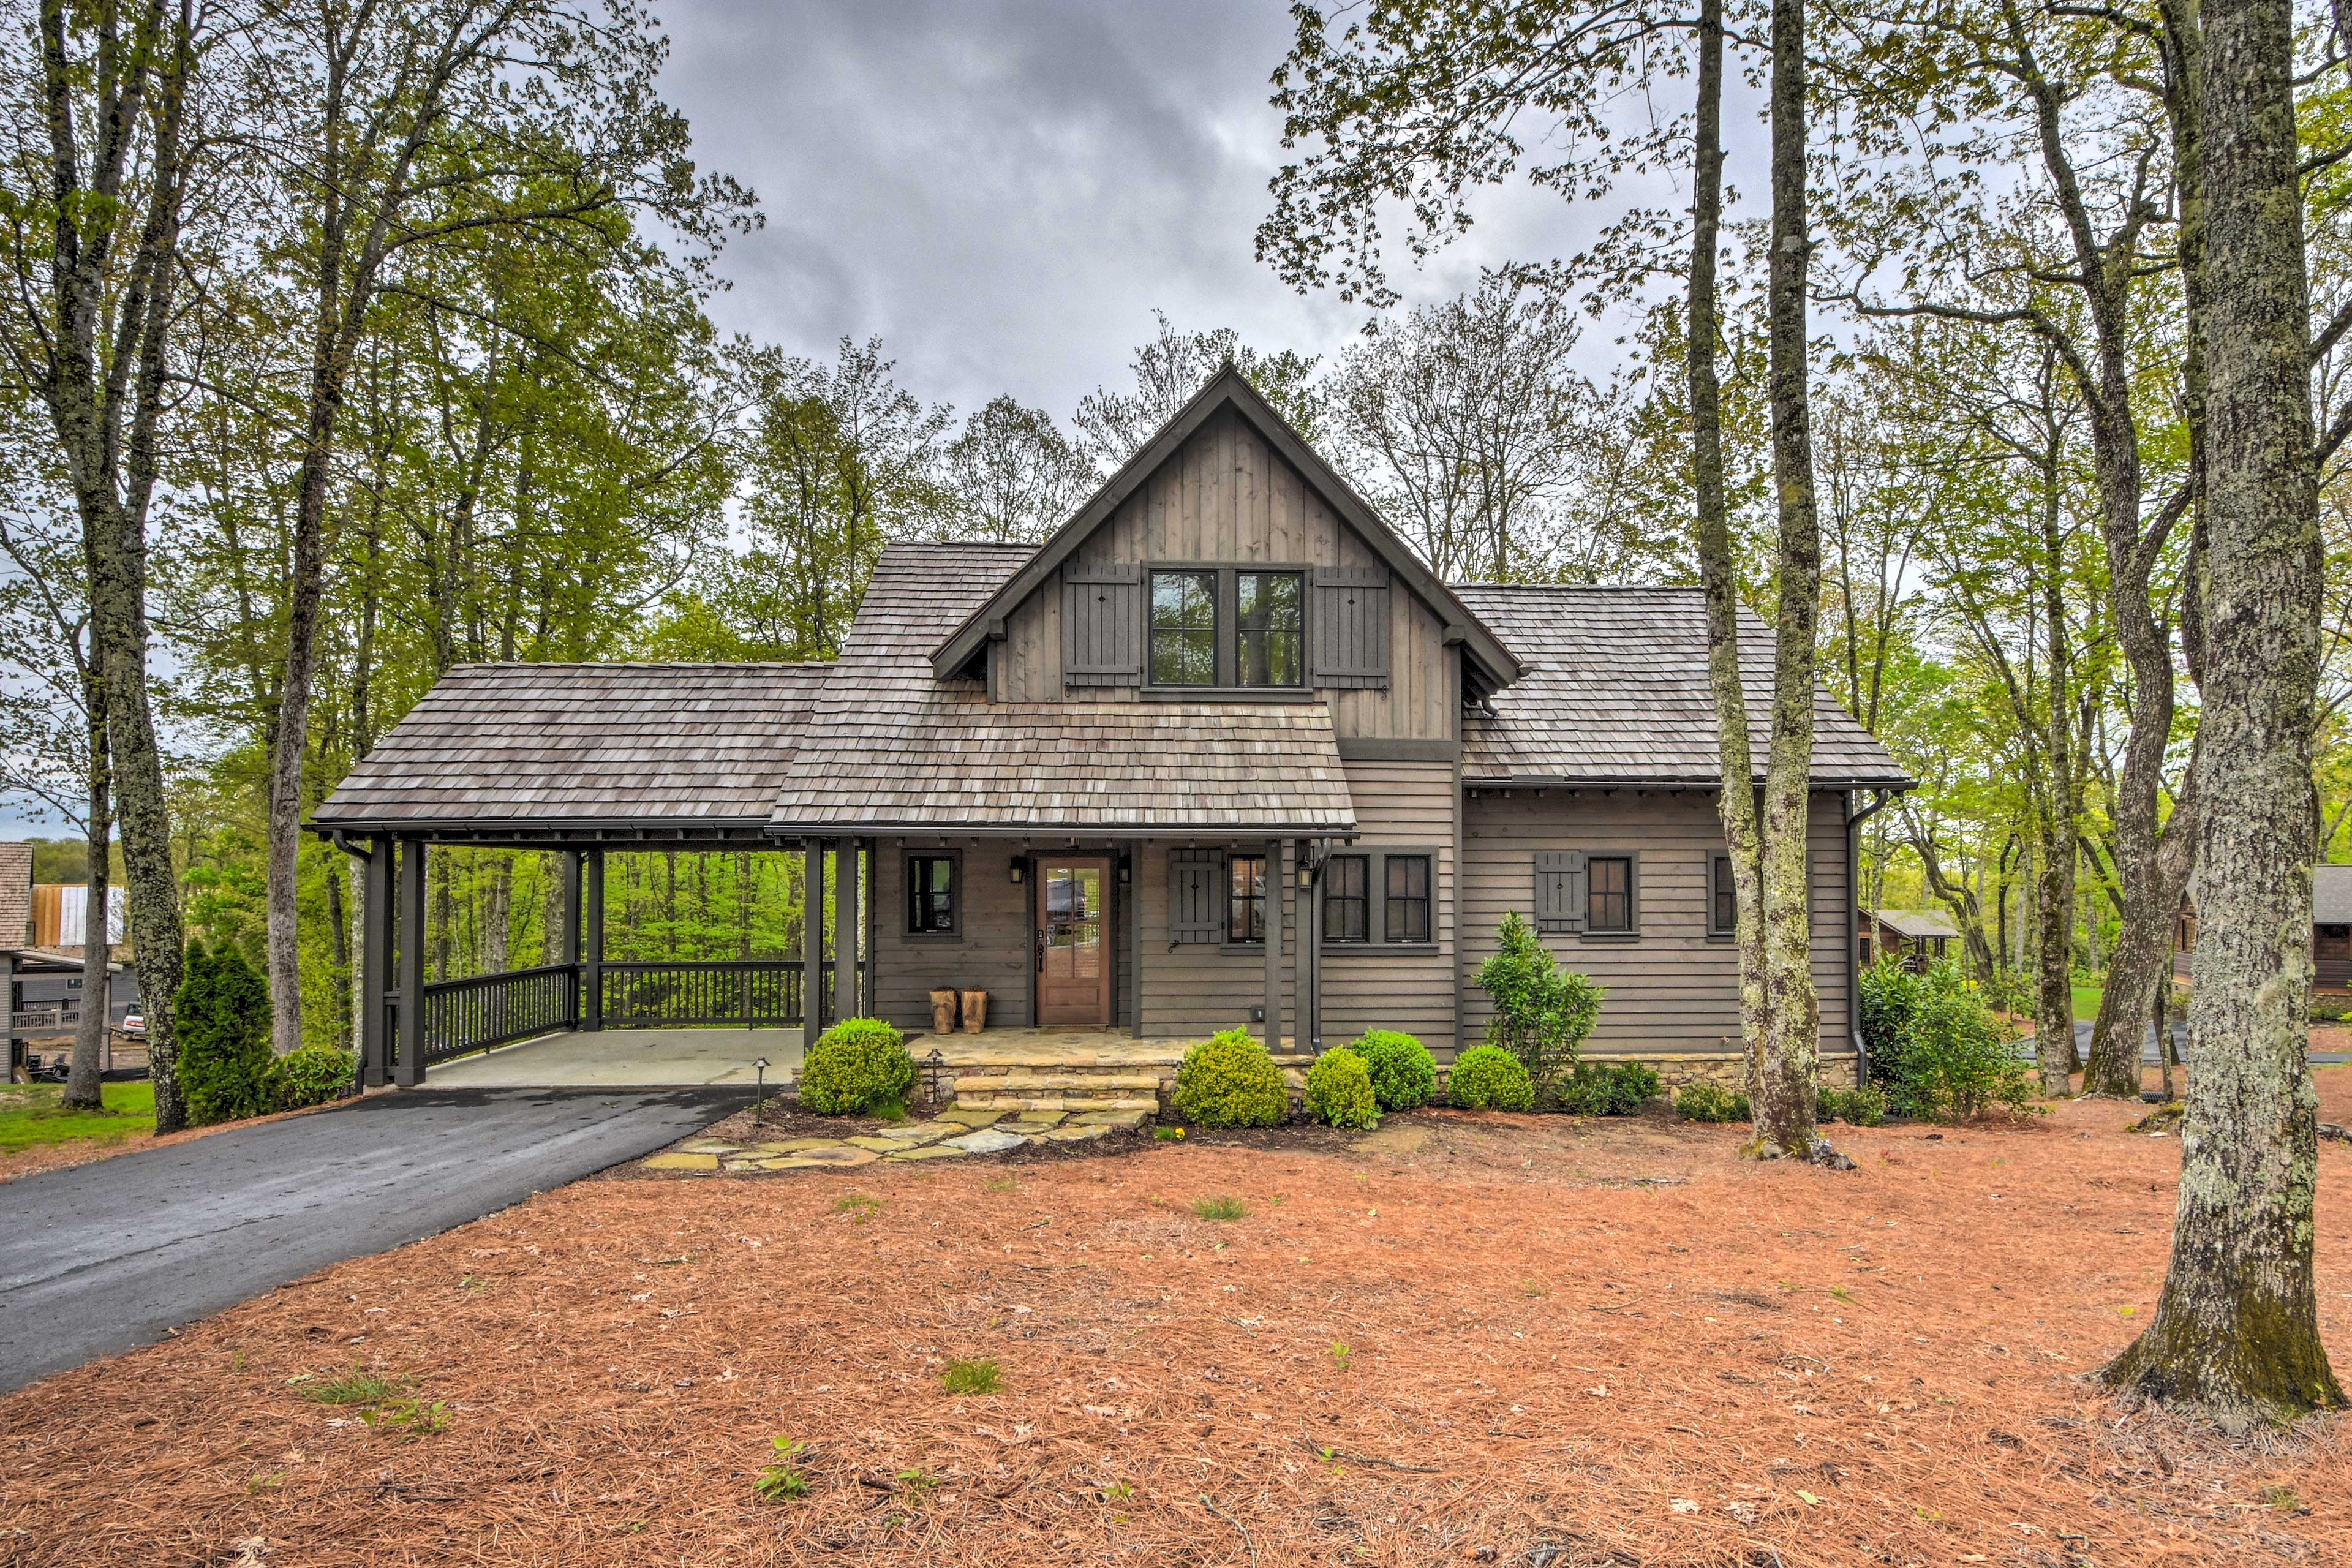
[1847,788,1893,1084]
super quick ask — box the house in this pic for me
[1858,907,1959,970]
[311,367,1913,1096]
[2173,863,2352,990]
[28,883,126,949]
[1,842,28,1082]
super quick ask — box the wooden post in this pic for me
[802,839,824,1033]
[1304,845,1322,1052]
[582,848,605,1031]
[833,838,859,1024]
[361,834,392,1087]
[394,839,427,1088]
[1,951,16,1085]
[1265,839,1284,1048]
[560,848,584,1025]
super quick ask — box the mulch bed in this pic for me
[4,1081,2351,1566]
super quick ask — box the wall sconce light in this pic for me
[1009,858,1026,885]
[1117,857,1132,886]
[1297,862,1315,891]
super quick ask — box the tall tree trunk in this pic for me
[62,682,110,1112]
[1751,0,1830,1160]
[2100,0,2345,1425]
[484,853,511,976]
[347,851,366,1056]
[1689,0,1770,1114]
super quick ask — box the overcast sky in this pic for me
[657,0,1621,419]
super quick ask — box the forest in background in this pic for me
[0,0,2346,1057]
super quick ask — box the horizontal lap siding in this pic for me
[1138,840,1297,1040]
[1458,790,1852,1059]
[1321,760,1457,1052]
[872,844,1033,1034]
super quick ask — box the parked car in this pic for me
[118,1011,145,1036]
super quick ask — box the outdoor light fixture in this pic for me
[1297,862,1315,891]
[753,1056,771,1108]
[1118,857,1132,885]
[1009,858,1025,884]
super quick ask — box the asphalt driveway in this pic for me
[0,1086,747,1396]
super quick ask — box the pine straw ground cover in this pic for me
[5,1080,2352,1567]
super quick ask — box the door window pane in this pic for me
[1324,855,1368,943]
[1384,854,1431,943]
[1150,570,1218,685]
[1044,863,1102,979]
[1228,854,1266,943]
[907,855,956,933]
[1589,856,1632,932]
[1236,571,1303,687]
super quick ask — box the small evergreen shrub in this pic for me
[274,1044,356,1110]
[1446,1044,1534,1112]
[798,1018,916,1115]
[1820,1083,1888,1126]
[1350,1030,1436,1111]
[1305,1047,1379,1129]
[1472,912,1604,1105]
[1675,1080,1750,1123]
[1172,1028,1287,1128]
[1560,1060,1660,1115]
[175,942,276,1126]
[1868,963,2037,1121]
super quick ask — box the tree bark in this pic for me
[1751,0,1829,1159]
[2100,0,2345,1425]
[1689,0,1770,1120]
[62,678,110,1112]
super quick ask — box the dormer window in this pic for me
[1237,571,1303,687]
[1149,570,1218,686]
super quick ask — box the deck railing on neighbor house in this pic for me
[401,959,854,1068]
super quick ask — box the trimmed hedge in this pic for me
[1305,1047,1379,1129]
[1446,1044,1534,1112]
[274,1044,356,1110]
[1173,1028,1288,1128]
[799,1018,916,1115]
[176,942,276,1127]
[1351,1030,1436,1112]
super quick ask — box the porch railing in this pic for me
[401,959,859,1067]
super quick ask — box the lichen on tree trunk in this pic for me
[2099,0,2345,1426]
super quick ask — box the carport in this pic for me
[307,663,869,1088]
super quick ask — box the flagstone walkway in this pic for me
[638,1104,1150,1172]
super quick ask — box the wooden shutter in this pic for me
[1311,567,1390,688]
[1063,564,1144,687]
[1168,850,1224,944]
[1534,851,1586,934]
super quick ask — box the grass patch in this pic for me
[2073,986,2103,1022]
[941,1357,1002,1395]
[834,1192,881,1223]
[297,1365,405,1406]
[1189,1194,1248,1221]
[0,1080,156,1157]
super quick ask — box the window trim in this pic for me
[1384,853,1432,944]
[900,850,964,943]
[1147,567,1219,688]
[1319,844,1444,953]
[1707,851,1737,941]
[1226,851,1270,946]
[1142,562,1316,691]
[1583,852,1637,937]
[1323,853,1371,944]
[1234,568,1306,689]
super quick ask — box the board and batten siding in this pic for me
[1136,839,1298,1041]
[1457,790,1854,1059]
[990,406,1456,742]
[869,843,1041,1035]
[1318,758,1458,1053]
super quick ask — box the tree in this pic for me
[0,0,209,1129]
[2099,0,2346,1425]
[1074,311,1325,467]
[933,395,1094,544]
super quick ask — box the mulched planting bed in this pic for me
[5,1076,2351,1566]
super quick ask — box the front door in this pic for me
[1036,856,1112,1027]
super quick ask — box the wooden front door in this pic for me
[1036,856,1112,1027]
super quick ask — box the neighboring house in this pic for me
[2173,863,2352,989]
[312,367,1913,1090]
[1858,908,1960,971]
[1,842,29,1082]
[9,948,142,1026]
[28,883,126,949]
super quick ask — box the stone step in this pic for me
[954,1094,1160,1114]
[951,1071,1164,1094]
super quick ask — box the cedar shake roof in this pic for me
[2314,864,2352,925]
[769,543,1357,833]
[1872,908,1961,941]
[1453,586,1912,789]
[0,842,29,951]
[312,662,833,830]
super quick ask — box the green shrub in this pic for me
[1820,1083,1888,1127]
[1472,912,1604,1105]
[1172,1028,1288,1128]
[1305,1048,1380,1129]
[1867,963,2037,1121]
[274,1044,356,1110]
[1560,1060,1660,1115]
[1674,1080,1750,1123]
[798,1018,916,1115]
[175,942,276,1126]
[1350,1030,1436,1112]
[1446,1044,1534,1112]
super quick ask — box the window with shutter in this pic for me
[1168,850,1224,944]
[1534,851,1586,933]
[1310,567,1389,688]
[1063,564,1144,687]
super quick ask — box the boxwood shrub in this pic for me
[274,1044,357,1110]
[1305,1047,1379,1130]
[1674,1080,1750,1123]
[799,1018,916,1115]
[1350,1030,1436,1112]
[1173,1028,1288,1128]
[1446,1044,1534,1112]
[1560,1060,1660,1116]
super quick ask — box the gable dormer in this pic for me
[930,366,1519,742]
